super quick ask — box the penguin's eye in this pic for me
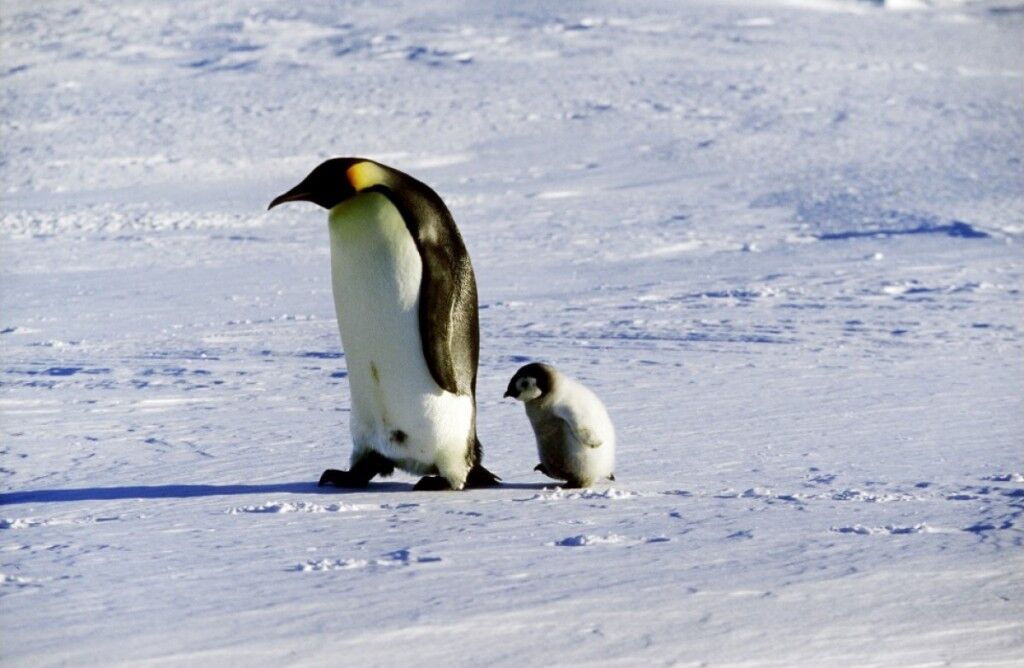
[517,378,532,392]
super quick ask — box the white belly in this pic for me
[328,193,473,483]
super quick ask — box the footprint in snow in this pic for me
[831,524,929,535]
[291,548,442,572]
[715,488,808,504]
[830,489,917,503]
[523,487,639,502]
[805,472,838,486]
[982,473,1024,483]
[229,501,376,514]
[552,534,670,547]
[964,520,1017,534]
[1,515,118,529]
[1,518,47,529]
[0,573,40,589]
[291,558,369,572]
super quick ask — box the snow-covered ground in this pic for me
[2,0,1022,665]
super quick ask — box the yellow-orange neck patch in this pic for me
[346,161,388,192]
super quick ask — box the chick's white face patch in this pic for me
[516,377,542,402]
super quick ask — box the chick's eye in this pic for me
[517,378,528,391]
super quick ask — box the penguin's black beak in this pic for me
[503,390,513,399]
[268,186,313,210]
[269,159,361,211]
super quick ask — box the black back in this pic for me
[362,166,479,398]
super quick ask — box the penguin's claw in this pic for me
[413,475,453,491]
[465,464,501,488]
[318,469,370,488]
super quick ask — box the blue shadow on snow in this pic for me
[816,220,989,241]
[0,481,414,505]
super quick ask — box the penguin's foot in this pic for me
[562,478,588,489]
[413,475,453,491]
[318,469,370,488]
[608,473,616,482]
[534,463,552,477]
[318,451,395,488]
[466,464,501,488]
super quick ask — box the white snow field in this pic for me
[2,0,1022,665]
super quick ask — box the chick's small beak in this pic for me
[503,389,513,399]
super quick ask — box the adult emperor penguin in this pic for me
[269,158,499,491]
[504,363,616,488]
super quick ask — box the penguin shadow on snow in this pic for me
[0,480,567,505]
[489,481,555,491]
[0,481,413,505]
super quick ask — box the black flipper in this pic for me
[364,177,478,397]
[318,450,394,488]
[608,473,616,481]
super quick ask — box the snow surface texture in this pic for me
[2,0,1023,665]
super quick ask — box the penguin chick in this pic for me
[504,363,615,488]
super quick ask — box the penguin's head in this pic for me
[268,158,392,210]
[504,363,554,402]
